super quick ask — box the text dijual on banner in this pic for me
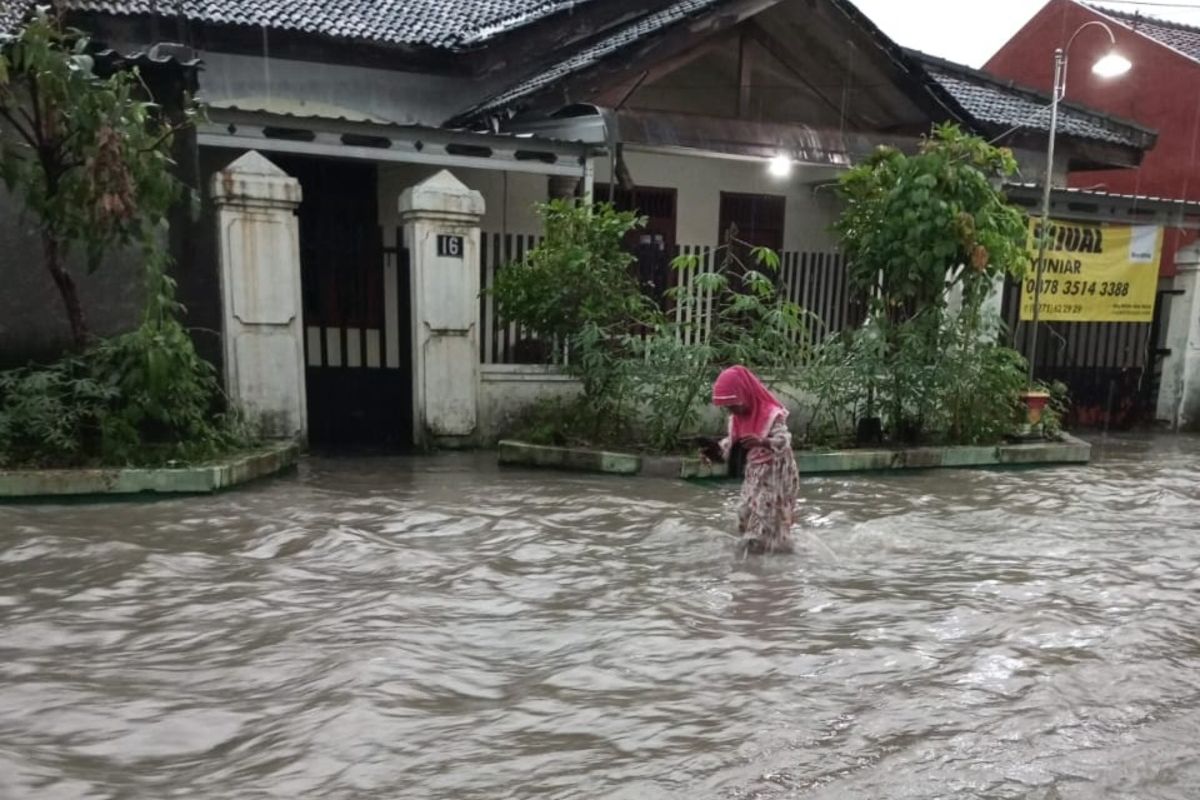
[1018,219,1161,323]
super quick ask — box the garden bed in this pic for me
[0,442,300,500]
[498,435,1090,479]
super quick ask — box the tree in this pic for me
[831,124,1033,442]
[0,6,192,349]
[835,123,1031,324]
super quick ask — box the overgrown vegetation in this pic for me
[799,124,1047,446]
[495,126,1063,454]
[0,259,250,467]
[491,201,808,452]
[0,10,251,468]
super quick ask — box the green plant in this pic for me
[0,264,253,468]
[829,124,1034,444]
[1036,379,1070,438]
[798,322,883,445]
[934,316,1029,444]
[628,329,716,452]
[670,225,811,378]
[88,253,252,464]
[0,353,113,466]
[491,200,659,440]
[494,208,812,453]
[0,12,248,468]
[490,200,652,343]
[836,123,1030,321]
[506,395,632,449]
[0,8,195,348]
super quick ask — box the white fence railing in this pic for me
[478,233,859,365]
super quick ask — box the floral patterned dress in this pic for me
[725,417,800,554]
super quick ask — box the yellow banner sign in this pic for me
[1019,220,1161,323]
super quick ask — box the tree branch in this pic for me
[138,120,192,154]
[0,106,39,151]
[27,71,45,144]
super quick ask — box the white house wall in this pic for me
[595,147,843,251]
[378,149,845,252]
[379,164,547,240]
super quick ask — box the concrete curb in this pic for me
[0,442,300,499]
[497,435,1091,478]
[498,440,641,475]
[795,434,1091,474]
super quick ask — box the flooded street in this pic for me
[2,435,1199,799]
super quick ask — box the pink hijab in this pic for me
[712,365,787,442]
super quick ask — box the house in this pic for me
[0,0,1174,446]
[988,1,1200,276]
[987,0,1200,426]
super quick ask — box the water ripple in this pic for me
[1,436,1199,798]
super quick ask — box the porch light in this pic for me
[767,154,792,178]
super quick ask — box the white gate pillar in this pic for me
[211,151,307,441]
[399,170,485,447]
[1157,243,1200,430]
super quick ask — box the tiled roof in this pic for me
[2,0,599,48]
[913,51,1155,150]
[459,0,725,121]
[1006,182,1200,210]
[1089,4,1200,62]
[0,1,29,35]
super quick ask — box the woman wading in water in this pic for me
[708,365,800,554]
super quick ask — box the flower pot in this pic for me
[1017,390,1051,438]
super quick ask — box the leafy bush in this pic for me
[496,206,810,452]
[797,323,882,446]
[836,123,1030,320]
[491,200,656,440]
[628,329,715,452]
[0,262,252,468]
[490,200,652,343]
[0,354,114,466]
[670,225,810,378]
[935,316,1029,444]
[0,12,251,468]
[1037,380,1070,439]
[1,9,196,348]
[822,124,1045,444]
[799,311,1034,447]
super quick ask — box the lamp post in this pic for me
[1027,21,1131,385]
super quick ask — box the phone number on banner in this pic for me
[1023,279,1132,298]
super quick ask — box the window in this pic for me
[718,192,785,252]
[595,184,678,302]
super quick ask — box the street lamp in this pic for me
[1027,21,1131,385]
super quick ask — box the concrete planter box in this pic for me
[498,434,1090,478]
[795,434,1091,474]
[0,442,300,500]
[498,440,641,475]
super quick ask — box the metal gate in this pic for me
[280,155,413,448]
[1001,280,1158,428]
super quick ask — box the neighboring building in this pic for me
[987,0,1200,277]
[0,0,1177,445]
[988,0,1200,427]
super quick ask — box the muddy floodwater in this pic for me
[2,435,1199,799]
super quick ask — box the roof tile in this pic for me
[916,53,1152,149]
[463,0,724,119]
[1091,4,1200,62]
[3,0,600,48]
